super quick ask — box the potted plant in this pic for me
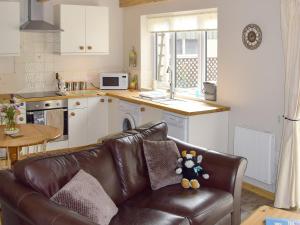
[0,97,21,135]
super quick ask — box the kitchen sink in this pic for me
[151,98,188,106]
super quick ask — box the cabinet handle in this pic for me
[79,46,84,50]
[100,99,105,103]
[108,99,112,103]
[19,117,24,122]
[76,101,81,106]
[140,107,145,112]
[70,112,75,117]
[87,46,92,50]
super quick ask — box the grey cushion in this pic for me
[51,169,118,225]
[143,140,182,190]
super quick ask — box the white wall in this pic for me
[123,0,284,192]
[0,0,123,93]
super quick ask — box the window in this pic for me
[154,30,218,98]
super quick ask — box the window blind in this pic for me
[147,10,217,32]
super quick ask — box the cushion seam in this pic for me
[17,192,36,207]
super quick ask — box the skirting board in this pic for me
[243,182,275,201]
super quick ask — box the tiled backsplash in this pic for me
[0,32,122,94]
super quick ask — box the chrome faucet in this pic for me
[167,66,175,99]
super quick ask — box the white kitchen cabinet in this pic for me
[68,108,88,148]
[188,111,229,153]
[163,111,229,153]
[0,2,20,56]
[107,97,121,134]
[85,6,109,54]
[55,5,85,54]
[140,105,163,125]
[87,96,108,144]
[54,4,109,55]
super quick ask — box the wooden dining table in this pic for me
[0,124,61,166]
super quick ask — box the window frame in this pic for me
[153,29,217,98]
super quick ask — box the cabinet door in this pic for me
[188,112,229,153]
[108,97,121,134]
[140,105,163,125]
[87,97,108,144]
[60,5,86,54]
[69,108,88,148]
[0,2,20,56]
[85,6,109,54]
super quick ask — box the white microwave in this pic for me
[100,73,128,90]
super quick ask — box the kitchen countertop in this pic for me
[0,94,14,103]
[105,90,230,116]
[14,90,230,116]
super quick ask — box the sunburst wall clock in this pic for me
[242,24,262,50]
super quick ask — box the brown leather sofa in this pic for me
[0,122,247,225]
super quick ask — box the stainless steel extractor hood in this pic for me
[20,0,63,32]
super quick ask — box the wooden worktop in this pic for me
[15,90,230,116]
[106,90,230,116]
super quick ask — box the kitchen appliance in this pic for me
[163,112,188,142]
[119,101,141,131]
[20,0,63,32]
[18,91,62,99]
[100,73,128,90]
[55,73,67,96]
[25,99,68,142]
[203,82,217,101]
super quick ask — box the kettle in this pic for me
[203,82,217,101]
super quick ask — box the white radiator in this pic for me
[234,126,274,184]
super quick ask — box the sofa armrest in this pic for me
[168,137,247,225]
[0,170,97,225]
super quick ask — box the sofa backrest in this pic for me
[13,122,168,205]
[104,122,168,202]
[13,145,124,205]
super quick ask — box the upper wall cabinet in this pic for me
[0,2,20,56]
[54,5,109,55]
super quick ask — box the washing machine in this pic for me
[119,101,141,131]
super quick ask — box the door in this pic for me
[140,105,163,125]
[60,5,86,54]
[0,2,20,56]
[108,97,121,134]
[69,108,88,148]
[85,6,109,54]
[87,97,108,144]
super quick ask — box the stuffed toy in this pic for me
[176,150,209,189]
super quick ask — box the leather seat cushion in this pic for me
[124,185,233,224]
[109,206,189,225]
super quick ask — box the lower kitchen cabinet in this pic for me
[163,111,229,153]
[68,108,88,148]
[140,105,163,125]
[107,97,121,134]
[87,96,108,144]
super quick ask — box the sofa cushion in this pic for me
[51,170,118,225]
[143,140,181,190]
[105,122,168,202]
[124,185,233,224]
[109,206,189,225]
[13,145,123,204]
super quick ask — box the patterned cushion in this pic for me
[143,140,182,190]
[51,170,118,225]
